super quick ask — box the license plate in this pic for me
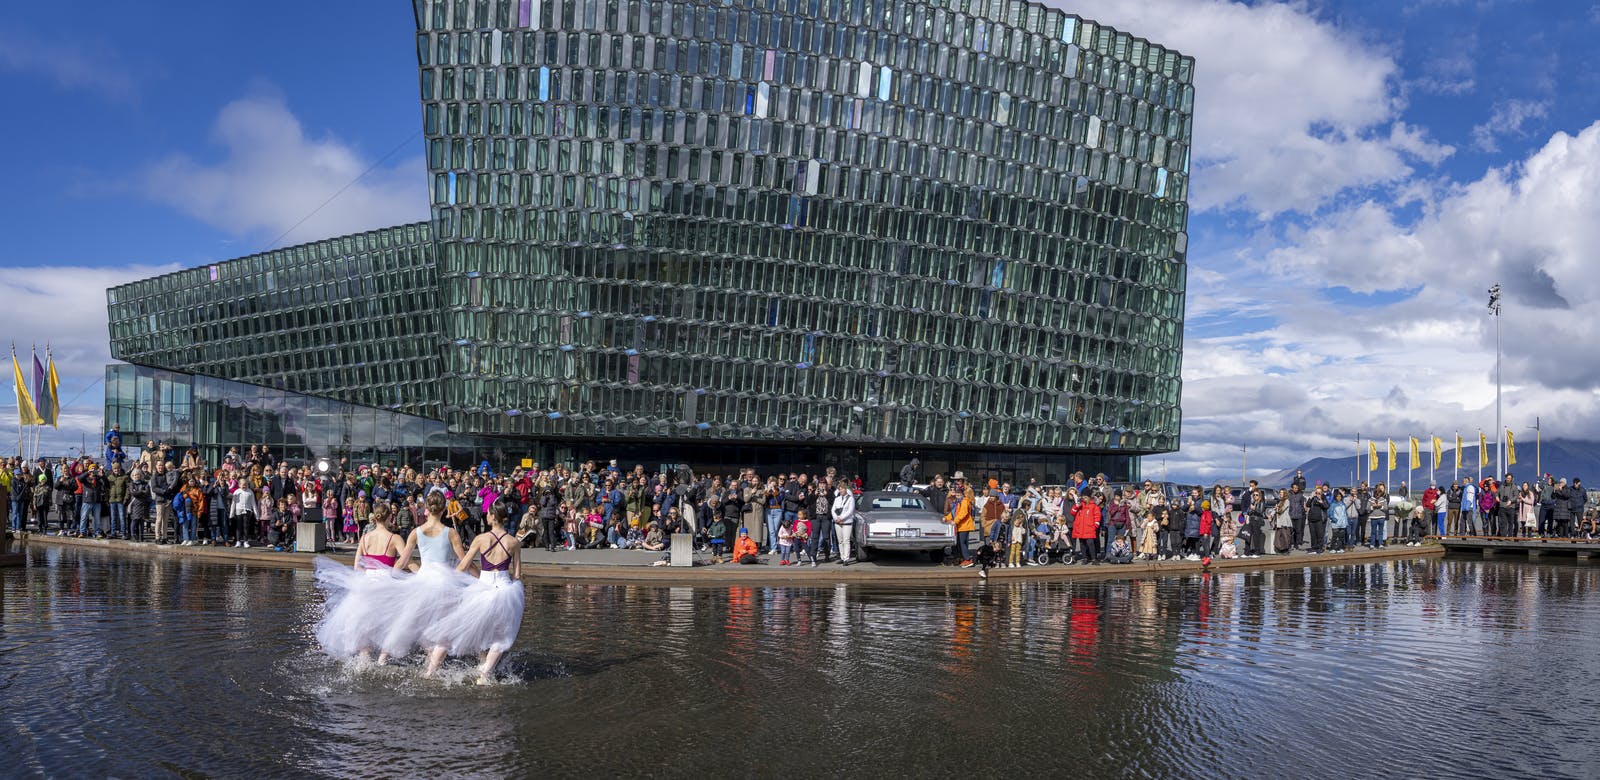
[895,528,921,538]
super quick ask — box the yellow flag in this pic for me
[1479,432,1488,467]
[1387,439,1397,472]
[45,350,60,429]
[11,351,43,426]
[1432,437,1443,469]
[1369,441,1378,470]
[1455,434,1463,468]
[1409,437,1420,470]
[1506,429,1517,466]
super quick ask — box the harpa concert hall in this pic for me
[106,0,1191,485]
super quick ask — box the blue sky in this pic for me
[1,0,1597,479]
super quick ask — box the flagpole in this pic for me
[12,344,21,460]
[1477,428,1483,486]
[1536,416,1542,477]
[1454,429,1459,484]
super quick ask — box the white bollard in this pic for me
[670,532,693,567]
[296,522,326,553]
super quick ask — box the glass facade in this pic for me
[106,223,443,418]
[103,364,517,469]
[105,1,1190,476]
[417,0,1189,454]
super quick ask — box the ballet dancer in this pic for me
[312,503,405,662]
[437,503,526,684]
[386,492,470,671]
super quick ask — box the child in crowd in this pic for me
[321,492,341,544]
[975,539,1000,578]
[1106,535,1133,563]
[341,495,358,544]
[1137,508,1159,560]
[258,489,277,548]
[1029,515,1054,565]
[1006,511,1025,568]
[791,510,812,565]
[584,504,604,549]
[561,501,579,551]
[777,517,795,565]
[1217,535,1238,559]
[353,491,370,535]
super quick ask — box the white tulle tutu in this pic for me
[312,556,407,658]
[377,561,473,657]
[432,570,526,655]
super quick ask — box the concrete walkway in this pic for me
[12,531,1445,585]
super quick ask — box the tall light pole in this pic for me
[1489,284,1503,479]
[1241,444,1247,486]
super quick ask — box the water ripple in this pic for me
[3,550,1599,778]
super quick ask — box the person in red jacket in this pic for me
[1071,492,1102,564]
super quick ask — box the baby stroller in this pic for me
[1030,519,1069,565]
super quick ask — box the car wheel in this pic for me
[856,541,872,562]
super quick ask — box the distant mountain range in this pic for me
[1256,439,1600,489]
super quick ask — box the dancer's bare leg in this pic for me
[478,649,503,683]
[425,645,448,677]
[376,651,390,665]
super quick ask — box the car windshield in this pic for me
[869,496,926,510]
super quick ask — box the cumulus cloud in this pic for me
[1061,0,1454,217]
[0,265,176,456]
[142,93,427,247]
[1167,121,1600,482]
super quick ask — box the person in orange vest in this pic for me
[946,472,976,568]
[732,527,760,564]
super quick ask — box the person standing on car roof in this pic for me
[899,458,920,492]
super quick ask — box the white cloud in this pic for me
[0,26,139,103]
[141,93,427,247]
[1471,98,1551,153]
[0,265,177,457]
[1170,121,1600,482]
[1059,0,1453,217]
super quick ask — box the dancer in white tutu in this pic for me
[437,503,526,684]
[312,503,405,663]
[385,493,470,673]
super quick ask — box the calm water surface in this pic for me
[2,546,1597,779]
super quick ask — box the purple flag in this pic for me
[32,352,47,421]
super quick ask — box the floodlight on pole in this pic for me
[1488,284,1503,479]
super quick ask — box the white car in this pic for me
[852,491,954,562]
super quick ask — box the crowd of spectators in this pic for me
[4,429,1593,566]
